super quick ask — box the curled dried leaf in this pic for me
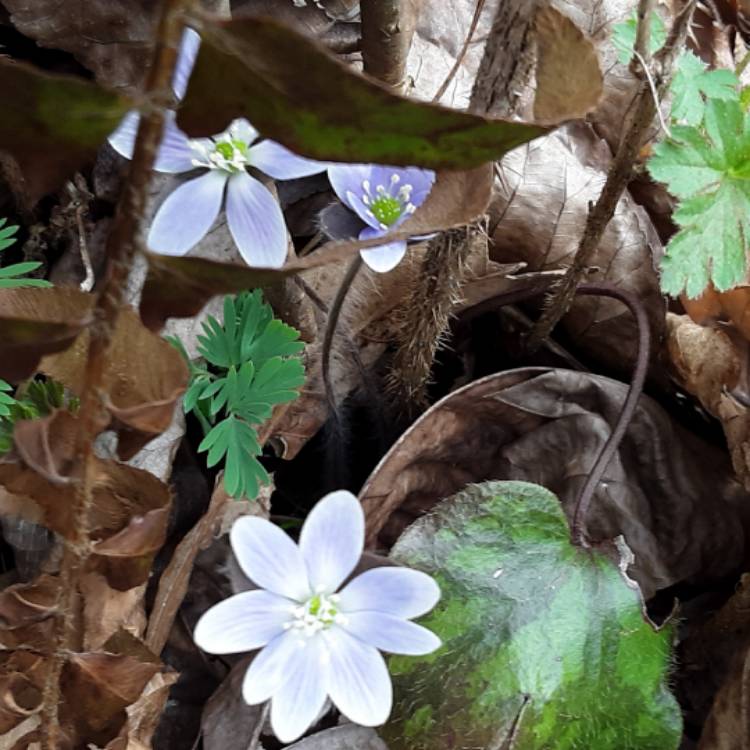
[0,288,93,381]
[41,308,189,459]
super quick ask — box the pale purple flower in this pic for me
[193,490,441,744]
[327,164,436,272]
[108,28,325,268]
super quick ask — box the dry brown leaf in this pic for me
[490,122,665,370]
[359,367,750,598]
[104,671,179,750]
[666,312,750,491]
[0,288,93,381]
[0,577,58,649]
[0,653,47,733]
[533,6,603,123]
[41,307,189,460]
[59,651,160,745]
[81,574,147,651]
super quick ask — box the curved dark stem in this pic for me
[460,279,650,548]
[571,282,650,547]
[322,255,363,426]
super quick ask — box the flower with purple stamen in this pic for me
[327,164,436,272]
[108,28,326,268]
[193,490,441,744]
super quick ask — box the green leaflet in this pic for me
[173,290,304,501]
[671,52,738,127]
[0,218,52,290]
[648,98,750,297]
[611,11,666,66]
[382,481,681,750]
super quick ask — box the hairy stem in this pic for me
[526,0,696,353]
[40,3,190,745]
[360,0,420,91]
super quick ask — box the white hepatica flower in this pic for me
[107,28,325,268]
[193,490,441,744]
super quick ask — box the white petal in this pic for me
[324,628,392,727]
[270,637,329,743]
[225,171,289,268]
[342,611,441,655]
[250,140,326,180]
[338,567,440,619]
[299,491,364,594]
[172,27,201,100]
[231,516,311,601]
[359,227,407,273]
[243,630,304,704]
[147,170,227,256]
[108,110,140,161]
[193,590,295,655]
[229,118,259,144]
[108,111,195,173]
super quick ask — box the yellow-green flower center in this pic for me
[285,592,344,637]
[370,195,403,227]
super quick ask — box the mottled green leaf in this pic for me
[0,58,129,203]
[383,481,681,750]
[177,15,548,168]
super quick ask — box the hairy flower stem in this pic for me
[388,226,481,415]
[40,3,191,746]
[526,0,697,354]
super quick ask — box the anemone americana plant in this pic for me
[327,164,436,272]
[194,490,441,743]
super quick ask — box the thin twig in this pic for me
[247,702,270,750]
[433,0,487,102]
[39,2,191,746]
[321,255,363,426]
[526,0,697,353]
[75,204,94,292]
[360,0,418,91]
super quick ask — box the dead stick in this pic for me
[39,2,191,746]
[360,0,418,91]
[526,0,696,354]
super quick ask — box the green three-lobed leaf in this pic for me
[648,99,750,297]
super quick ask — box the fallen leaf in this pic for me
[288,725,389,749]
[383,480,681,750]
[41,307,189,460]
[490,122,665,370]
[0,58,129,203]
[533,6,603,122]
[177,14,549,165]
[359,368,750,598]
[0,576,59,650]
[0,288,93,381]
[666,313,750,491]
[59,651,160,745]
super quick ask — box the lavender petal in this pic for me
[323,628,392,726]
[147,170,227,255]
[172,27,201,100]
[193,590,295,655]
[338,567,440,619]
[226,171,289,268]
[231,515,312,601]
[358,226,407,273]
[251,140,327,180]
[299,491,364,594]
[327,164,380,228]
[342,611,441,655]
